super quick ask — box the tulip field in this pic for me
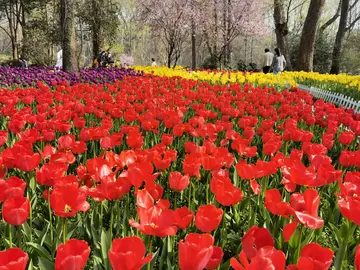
[1,66,360,270]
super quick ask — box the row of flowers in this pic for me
[133,66,360,100]
[0,76,360,269]
[0,67,142,87]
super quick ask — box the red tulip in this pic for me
[339,131,355,145]
[100,174,131,200]
[162,134,173,146]
[0,177,26,202]
[55,239,90,270]
[242,226,274,260]
[195,204,223,233]
[297,243,334,270]
[129,190,177,237]
[2,197,30,226]
[36,162,69,187]
[174,206,194,229]
[179,233,214,270]
[169,172,190,192]
[337,172,360,225]
[50,184,90,217]
[283,221,297,242]
[210,175,244,206]
[231,247,286,270]
[108,236,152,270]
[264,189,293,217]
[0,248,28,270]
[0,130,8,147]
[206,246,224,269]
[15,151,41,172]
[290,189,324,229]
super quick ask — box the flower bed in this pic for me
[0,76,360,269]
[134,66,360,100]
[0,67,142,87]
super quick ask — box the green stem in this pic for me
[334,221,355,270]
[174,192,177,210]
[147,236,153,270]
[48,188,53,242]
[28,182,33,242]
[9,225,12,248]
[62,218,67,244]
[100,201,103,229]
[17,225,22,248]
[110,201,114,241]
[188,180,192,211]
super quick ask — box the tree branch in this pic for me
[319,0,342,34]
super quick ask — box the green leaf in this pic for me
[220,258,231,270]
[91,255,104,270]
[100,230,110,268]
[38,257,54,270]
[37,223,50,246]
[28,259,34,270]
[288,228,300,249]
[22,222,32,242]
[26,242,53,262]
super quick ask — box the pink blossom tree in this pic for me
[136,0,192,68]
[136,0,267,68]
[196,0,268,67]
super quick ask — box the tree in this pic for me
[198,0,266,68]
[330,0,350,74]
[136,0,191,68]
[274,0,291,70]
[0,0,22,59]
[319,0,342,35]
[296,0,325,71]
[60,0,77,72]
[78,0,119,60]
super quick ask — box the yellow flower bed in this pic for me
[133,66,360,99]
[133,66,297,87]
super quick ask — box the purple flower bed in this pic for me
[0,67,143,87]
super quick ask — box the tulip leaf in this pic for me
[38,257,54,270]
[288,229,300,249]
[27,259,34,270]
[100,230,110,268]
[35,223,50,246]
[22,222,32,242]
[220,259,231,270]
[91,255,103,270]
[26,242,53,262]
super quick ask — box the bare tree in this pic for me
[274,0,291,70]
[319,0,342,35]
[296,0,325,71]
[60,0,78,72]
[330,0,350,74]
[0,0,23,59]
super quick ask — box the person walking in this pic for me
[272,48,286,75]
[262,48,274,74]
[151,58,157,67]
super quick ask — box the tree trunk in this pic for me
[60,0,78,72]
[296,0,325,72]
[191,21,196,70]
[91,0,102,60]
[330,0,349,74]
[273,0,291,70]
[226,0,231,66]
[222,0,227,67]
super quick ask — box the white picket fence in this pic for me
[297,84,360,114]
